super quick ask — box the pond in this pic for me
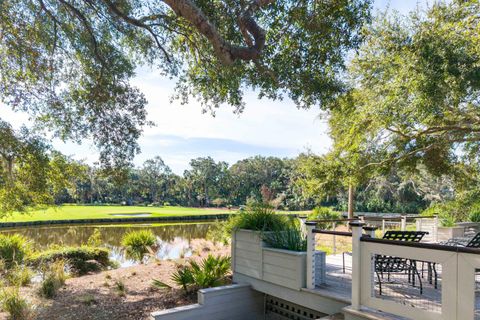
[0,222,214,267]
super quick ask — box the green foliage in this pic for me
[0,234,31,269]
[39,260,66,299]
[420,203,458,227]
[29,246,110,275]
[308,207,342,230]
[262,220,307,252]
[229,203,287,232]
[469,206,480,223]
[86,228,102,247]
[160,255,231,294]
[113,279,127,297]
[121,230,157,263]
[0,287,33,320]
[206,219,232,245]
[6,266,33,287]
[0,0,370,173]
[328,1,480,175]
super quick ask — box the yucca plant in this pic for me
[121,230,157,263]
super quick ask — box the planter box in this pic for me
[262,247,306,290]
[232,229,265,278]
[437,226,465,242]
[232,229,327,290]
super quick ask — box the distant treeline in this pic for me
[51,155,450,213]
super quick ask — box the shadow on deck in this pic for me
[313,254,453,314]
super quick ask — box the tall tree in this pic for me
[139,156,172,203]
[1,0,371,167]
[329,0,480,174]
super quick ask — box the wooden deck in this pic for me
[312,254,477,315]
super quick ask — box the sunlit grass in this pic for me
[1,204,304,223]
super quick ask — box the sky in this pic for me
[1,0,438,174]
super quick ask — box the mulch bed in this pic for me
[1,240,230,320]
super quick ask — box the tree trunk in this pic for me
[348,184,355,219]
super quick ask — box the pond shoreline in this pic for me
[0,214,231,229]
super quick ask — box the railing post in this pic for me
[306,221,316,289]
[382,218,385,234]
[401,215,407,231]
[332,222,337,255]
[433,215,439,243]
[416,217,422,232]
[363,226,377,238]
[350,221,365,310]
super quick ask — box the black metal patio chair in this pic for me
[375,231,429,295]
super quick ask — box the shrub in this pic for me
[308,207,342,230]
[0,287,33,320]
[230,202,287,232]
[206,219,231,245]
[154,255,231,294]
[469,206,480,223]
[29,246,110,275]
[6,266,33,287]
[0,234,31,269]
[86,228,102,247]
[121,230,157,263]
[262,220,307,252]
[420,203,457,227]
[113,279,127,297]
[39,260,66,298]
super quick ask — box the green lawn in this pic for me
[1,205,233,223]
[1,205,310,223]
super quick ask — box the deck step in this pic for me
[318,313,344,320]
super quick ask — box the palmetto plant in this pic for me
[121,230,157,263]
[153,255,231,294]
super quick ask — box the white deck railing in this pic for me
[306,221,480,320]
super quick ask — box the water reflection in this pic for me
[1,222,212,267]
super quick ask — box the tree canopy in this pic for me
[329,0,480,175]
[0,0,371,167]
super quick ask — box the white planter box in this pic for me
[232,229,326,290]
[437,226,465,242]
[262,247,306,290]
[232,229,265,278]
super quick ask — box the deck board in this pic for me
[312,254,480,316]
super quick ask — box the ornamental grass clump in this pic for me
[0,287,34,320]
[0,234,31,270]
[262,220,307,252]
[121,230,157,263]
[230,202,287,232]
[39,260,67,298]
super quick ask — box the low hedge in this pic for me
[28,246,110,275]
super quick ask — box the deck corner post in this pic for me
[433,215,439,243]
[306,221,316,289]
[350,221,365,310]
[231,230,236,273]
[401,215,407,231]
